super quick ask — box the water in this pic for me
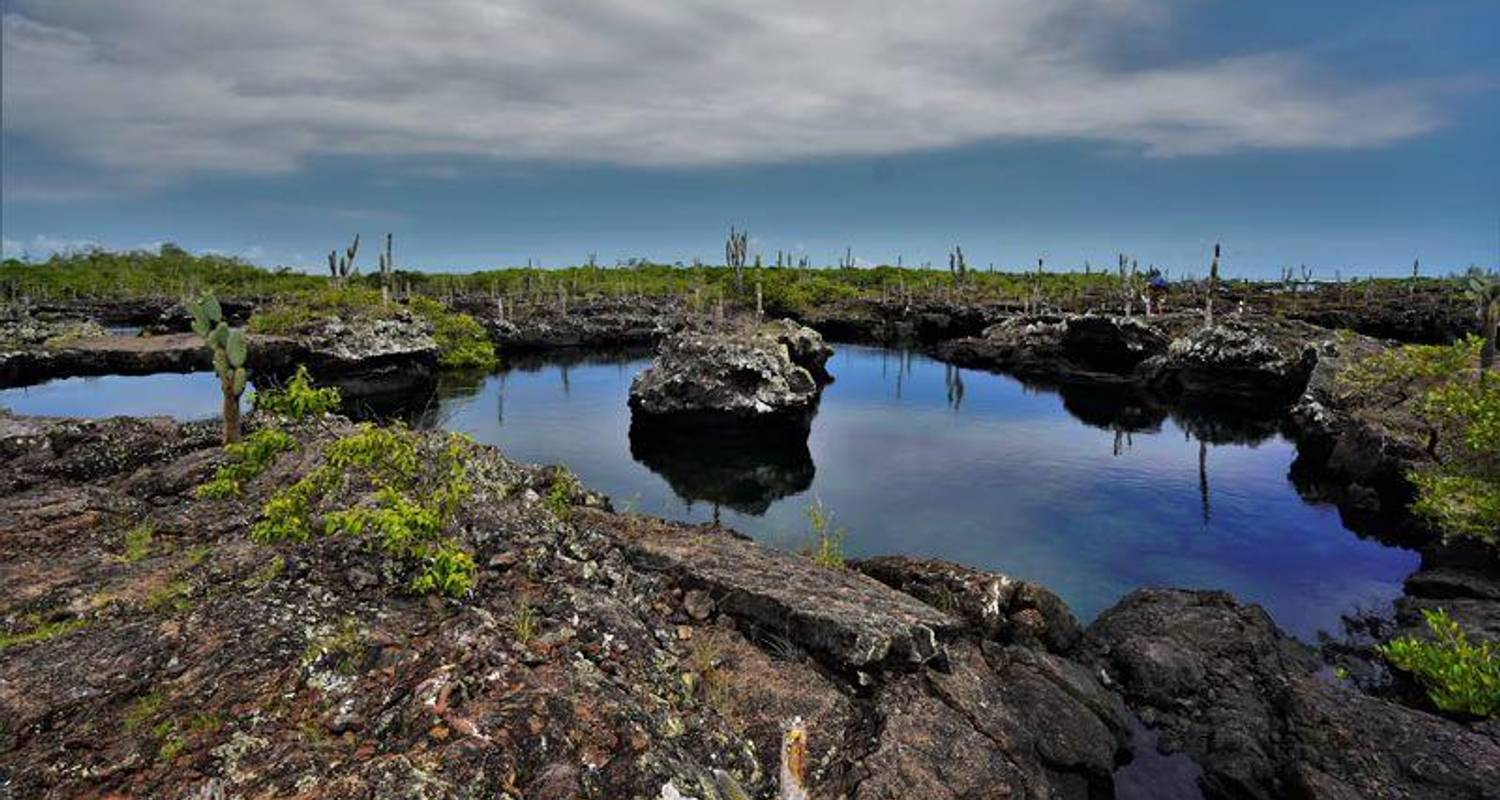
[0,347,1419,639]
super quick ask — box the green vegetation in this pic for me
[804,499,847,569]
[187,292,250,444]
[197,428,299,499]
[241,554,286,591]
[1344,336,1499,546]
[303,617,367,675]
[0,245,320,301]
[408,296,499,370]
[546,467,581,520]
[146,579,194,613]
[247,285,397,334]
[254,365,342,419]
[253,424,479,597]
[122,522,155,562]
[512,600,539,644]
[125,691,167,731]
[0,615,89,651]
[1379,608,1499,718]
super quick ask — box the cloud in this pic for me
[1,234,101,259]
[1,1,1440,180]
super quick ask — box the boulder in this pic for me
[1083,588,1500,800]
[854,555,1081,654]
[621,522,960,672]
[939,313,1169,382]
[628,320,833,427]
[1142,319,1320,409]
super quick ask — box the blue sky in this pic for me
[2,0,1496,277]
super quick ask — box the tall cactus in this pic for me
[187,292,249,444]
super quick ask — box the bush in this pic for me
[254,365,342,419]
[408,297,498,370]
[252,424,478,597]
[1378,608,1500,718]
[197,428,299,499]
[804,499,847,569]
[1344,337,1499,547]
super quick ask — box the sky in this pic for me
[2,0,1497,277]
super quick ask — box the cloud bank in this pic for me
[1,1,1438,179]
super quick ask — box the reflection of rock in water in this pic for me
[629,416,815,516]
[1054,382,1166,434]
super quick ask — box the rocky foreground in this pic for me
[2,412,1497,800]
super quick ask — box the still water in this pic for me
[1,346,1418,639]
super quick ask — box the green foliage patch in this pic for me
[197,428,299,499]
[1379,608,1499,718]
[408,296,499,370]
[254,365,342,419]
[252,424,478,597]
[1344,336,1499,546]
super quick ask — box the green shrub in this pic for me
[197,428,299,499]
[252,424,478,597]
[1344,337,1499,547]
[122,522,155,562]
[804,499,847,569]
[408,296,498,370]
[1378,608,1500,718]
[254,365,342,419]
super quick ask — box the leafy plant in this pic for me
[804,499,847,569]
[1344,337,1499,546]
[408,296,499,370]
[186,291,250,444]
[122,522,155,562]
[197,428,299,499]
[1464,267,1499,370]
[1378,608,1499,718]
[547,467,581,520]
[254,365,341,419]
[252,424,478,597]
[0,615,89,651]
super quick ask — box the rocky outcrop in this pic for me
[1140,319,1321,409]
[940,313,1171,383]
[628,319,833,428]
[622,522,959,673]
[0,313,438,400]
[854,555,1081,654]
[273,311,440,399]
[1083,589,1500,800]
[462,297,685,352]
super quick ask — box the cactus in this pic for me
[948,245,966,287]
[377,232,395,300]
[726,227,749,293]
[187,292,249,444]
[327,234,360,285]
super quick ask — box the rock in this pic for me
[682,589,714,621]
[1142,319,1320,409]
[854,555,1081,654]
[939,313,1170,382]
[281,310,440,399]
[622,523,960,672]
[1083,588,1500,800]
[628,320,833,427]
[854,641,1128,800]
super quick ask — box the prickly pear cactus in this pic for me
[187,292,249,443]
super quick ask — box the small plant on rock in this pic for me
[1378,608,1499,718]
[198,428,299,499]
[252,423,479,597]
[254,365,341,419]
[804,498,847,569]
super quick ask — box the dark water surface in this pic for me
[1,346,1419,639]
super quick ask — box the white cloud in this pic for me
[1,235,101,259]
[1,1,1439,180]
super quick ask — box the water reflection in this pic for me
[0,345,1420,639]
[628,418,815,516]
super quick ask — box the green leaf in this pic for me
[226,329,247,367]
[204,295,223,324]
[209,322,229,349]
[232,367,247,396]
